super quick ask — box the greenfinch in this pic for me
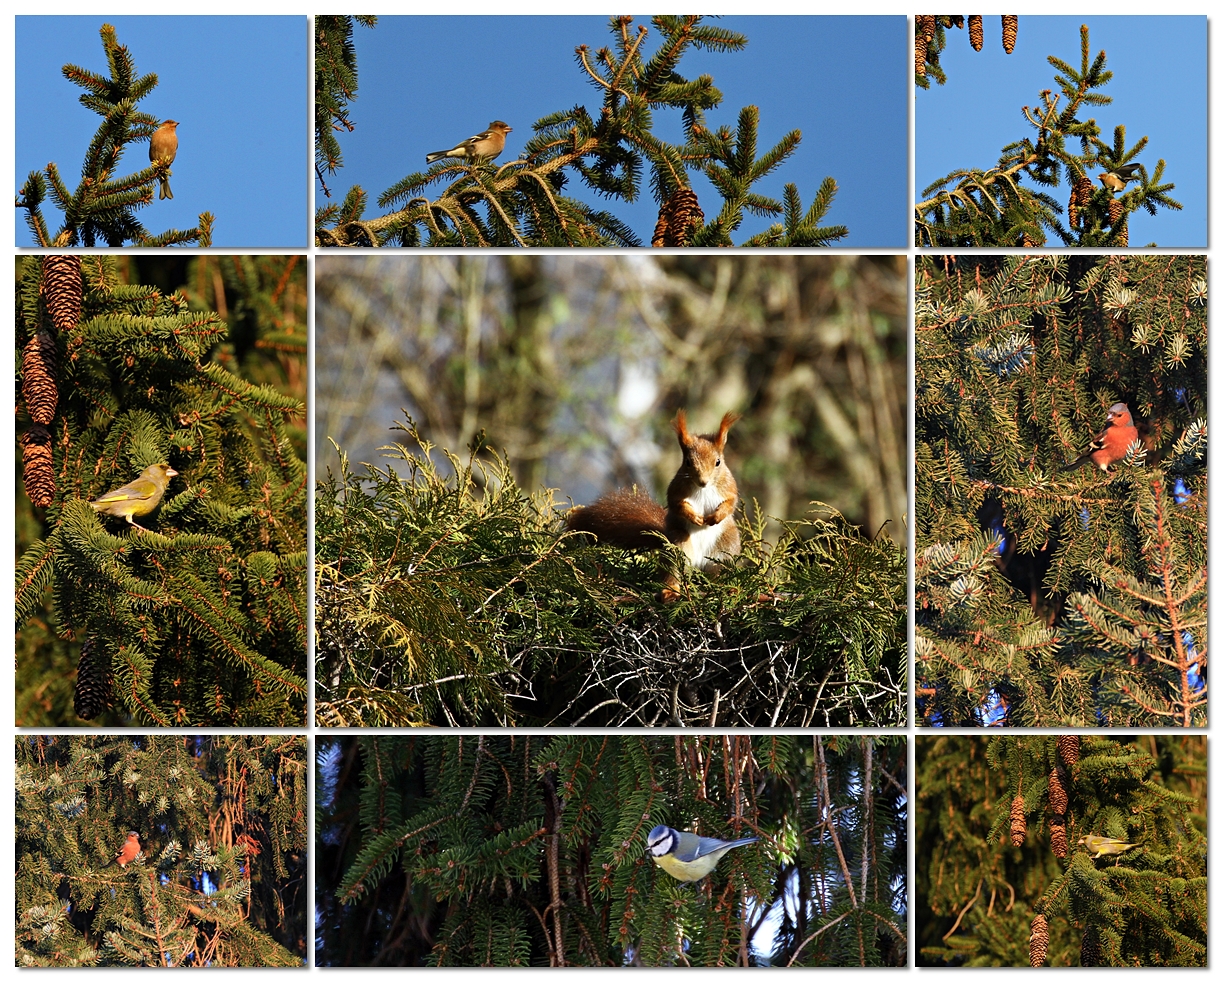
[1078,834,1143,859]
[149,120,179,200]
[89,463,178,531]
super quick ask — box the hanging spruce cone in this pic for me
[920,15,936,43]
[1029,914,1049,966]
[1069,175,1093,231]
[1010,794,1026,846]
[651,208,670,248]
[73,637,113,721]
[1108,197,1128,246]
[1050,816,1068,858]
[1057,735,1079,770]
[21,425,55,509]
[1021,230,1044,248]
[950,16,964,29]
[1048,767,1068,816]
[1080,925,1101,967]
[915,28,928,77]
[1002,15,1019,54]
[969,15,984,51]
[41,255,84,335]
[21,331,59,425]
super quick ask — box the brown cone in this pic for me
[1002,15,1019,54]
[73,637,113,721]
[1108,197,1128,246]
[1010,794,1026,847]
[22,425,55,508]
[22,331,58,425]
[1050,816,1068,859]
[1080,925,1101,967]
[1057,735,1079,770]
[1048,767,1068,816]
[1069,175,1093,231]
[1029,914,1049,966]
[920,15,936,43]
[651,208,670,248]
[654,189,704,248]
[41,255,84,335]
[969,15,984,50]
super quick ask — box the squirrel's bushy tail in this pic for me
[566,489,666,549]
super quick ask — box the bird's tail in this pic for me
[159,177,173,200]
[425,151,448,164]
[1059,455,1089,472]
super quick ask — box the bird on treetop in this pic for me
[149,120,179,200]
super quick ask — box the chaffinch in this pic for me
[89,463,178,530]
[1097,163,1145,194]
[149,120,179,200]
[115,831,142,867]
[1061,402,1138,472]
[426,120,512,164]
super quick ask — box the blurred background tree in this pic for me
[16,734,307,966]
[316,254,906,546]
[15,255,308,727]
[315,734,905,966]
[915,254,1206,727]
[915,734,1206,966]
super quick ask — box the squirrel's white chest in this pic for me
[680,487,732,568]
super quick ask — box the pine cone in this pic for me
[73,637,113,721]
[950,16,964,29]
[21,331,58,425]
[1050,816,1068,858]
[1048,767,1068,816]
[651,208,670,248]
[920,15,936,43]
[41,255,84,335]
[1010,794,1026,846]
[1029,914,1049,966]
[1021,230,1044,248]
[1080,925,1101,967]
[1069,175,1093,231]
[1002,15,1019,54]
[1057,735,1079,770]
[1108,197,1128,246]
[915,29,928,77]
[969,15,984,50]
[22,425,55,508]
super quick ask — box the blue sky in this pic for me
[16,17,308,247]
[319,15,908,247]
[916,16,1207,248]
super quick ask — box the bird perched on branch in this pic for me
[1060,403,1138,472]
[149,120,179,200]
[645,825,758,882]
[115,831,142,867]
[425,121,512,164]
[1078,834,1143,860]
[1097,163,1146,194]
[89,463,179,530]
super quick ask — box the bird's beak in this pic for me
[166,468,179,477]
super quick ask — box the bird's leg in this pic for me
[128,520,149,533]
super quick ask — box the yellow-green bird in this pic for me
[1079,834,1143,859]
[89,463,178,531]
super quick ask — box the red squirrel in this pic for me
[567,411,741,598]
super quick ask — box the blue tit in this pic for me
[645,824,758,882]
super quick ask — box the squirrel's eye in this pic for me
[715,458,721,466]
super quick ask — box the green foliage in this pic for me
[315,15,845,247]
[314,15,377,198]
[315,421,906,728]
[915,735,1206,966]
[15,256,308,727]
[915,254,1206,727]
[316,735,905,966]
[15,23,213,247]
[15,735,307,967]
[916,26,1182,247]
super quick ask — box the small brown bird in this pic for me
[426,121,512,164]
[1061,402,1139,472]
[115,831,142,867]
[1097,163,1145,195]
[89,463,179,531]
[149,120,179,199]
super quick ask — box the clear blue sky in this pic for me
[916,16,1207,248]
[320,15,908,247]
[16,16,308,247]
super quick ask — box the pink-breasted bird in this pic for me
[425,121,512,164]
[115,831,142,867]
[1061,402,1138,472]
[149,120,179,200]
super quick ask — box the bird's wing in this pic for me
[97,478,159,502]
[693,836,746,858]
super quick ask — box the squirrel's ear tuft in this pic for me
[673,409,691,445]
[716,411,740,445]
